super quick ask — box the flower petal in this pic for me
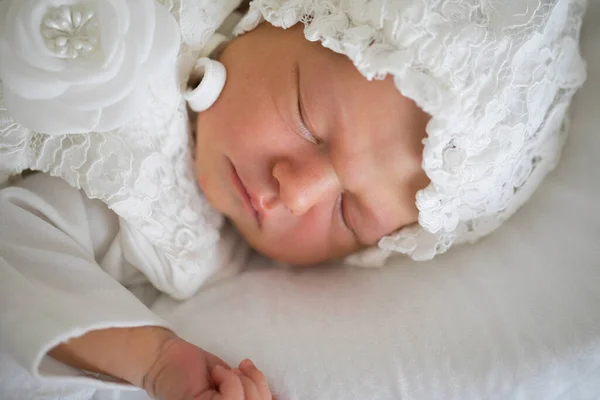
[140,0,180,76]
[3,88,101,134]
[0,40,69,99]
[126,0,155,63]
[94,85,147,132]
[12,0,65,72]
[98,0,130,68]
[58,41,139,110]
[58,42,126,85]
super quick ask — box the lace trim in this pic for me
[0,0,248,299]
[235,0,587,262]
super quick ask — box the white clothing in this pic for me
[0,0,247,301]
[0,173,167,389]
[0,0,248,390]
[0,172,249,388]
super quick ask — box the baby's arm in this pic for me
[48,326,273,399]
[0,174,273,399]
[0,174,169,386]
[47,326,174,387]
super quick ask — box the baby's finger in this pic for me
[239,359,272,400]
[204,350,231,371]
[211,365,244,399]
[233,368,263,400]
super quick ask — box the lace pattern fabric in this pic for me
[235,0,588,263]
[0,0,246,299]
[0,0,588,283]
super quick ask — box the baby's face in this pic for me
[194,23,430,264]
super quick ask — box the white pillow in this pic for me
[152,4,600,400]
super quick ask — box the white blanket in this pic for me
[1,3,600,400]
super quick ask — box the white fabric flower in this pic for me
[0,0,180,134]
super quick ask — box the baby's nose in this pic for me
[272,157,341,216]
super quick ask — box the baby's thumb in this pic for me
[206,365,244,400]
[204,350,231,371]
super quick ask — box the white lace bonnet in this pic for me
[235,0,587,265]
[0,0,588,287]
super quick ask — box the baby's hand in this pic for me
[211,360,274,400]
[142,336,273,400]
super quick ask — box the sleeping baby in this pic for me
[0,0,587,399]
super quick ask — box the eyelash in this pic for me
[296,87,319,145]
[298,118,318,145]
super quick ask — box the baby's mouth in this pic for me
[229,160,262,227]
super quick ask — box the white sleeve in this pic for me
[0,174,171,389]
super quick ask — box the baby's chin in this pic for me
[227,222,347,266]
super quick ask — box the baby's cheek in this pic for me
[244,227,356,265]
[194,164,225,214]
[193,157,208,192]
